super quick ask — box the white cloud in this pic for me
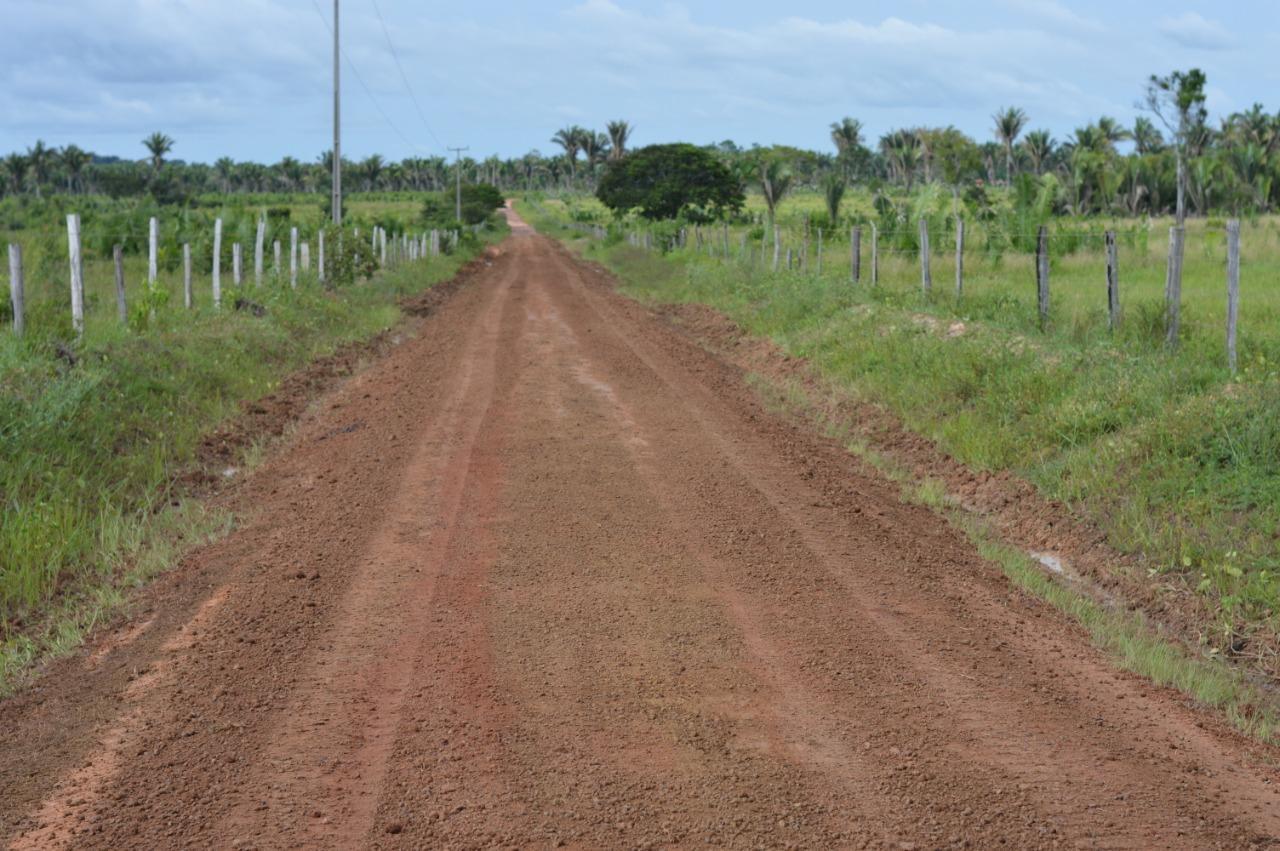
[1157,12,1235,51]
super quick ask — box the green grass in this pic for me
[525,193,1280,671]
[0,221,504,691]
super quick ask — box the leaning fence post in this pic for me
[1036,225,1050,328]
[954,217,964,298]
[1105,231,1120,331]
[919,219,932,296]
[290,228,299,289]
[254,217,266,285]
[1226,220,1241,373]
[8,244,24,336]
[113,244,127,323]
[871,223,879,285]
[183,243,192,309]
[67,214,84,336]
[148,216,159,284]
[212,218,223,309]
[1165,225,1185,349]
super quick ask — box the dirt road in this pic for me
[2,208,1278,849]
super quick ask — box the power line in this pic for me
[368,0,446,152]
[308,0,419,154]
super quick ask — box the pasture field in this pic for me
[529,191,1280,675]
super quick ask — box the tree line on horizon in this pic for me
[3,69,1277,219]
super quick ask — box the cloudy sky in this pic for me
[1,0,1276,164]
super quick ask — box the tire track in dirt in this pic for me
[2,208,1278,849]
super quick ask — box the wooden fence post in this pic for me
[919,219,932,296]
[301,242,311,274]
[1105,231,1120,331]
[318,230,326,283]
[954,217,964,298]
[67,214,84,336]
[802,218,810,273]
[871,223,879,286]
[786,248,793,270]
[773,226,781,272]
[273,240,282,280]
[1165,226,1185,349]
[851,226,861,283]
[290,228,299,289]
[1036,225,1050,328]
[113,244,127,323]
[817,229,824,274]
[148,216,159,284]
[233,243,243,286]
[254,217,266,285]
[379,229,387,266]
[1226,219,1241,373]
[183,243,192,309]
[212,218,223,309]
[8,244,24,337]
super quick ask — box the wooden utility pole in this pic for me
[332,0,342,225]
[449,146,469,222]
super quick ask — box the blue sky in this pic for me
[1,1,1276,164]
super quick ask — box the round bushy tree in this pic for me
[596,143,744,222]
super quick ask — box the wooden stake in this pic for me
[148,216,159,284]
[919,219,932,296]
[113,244,127,323]
[871,223,879,286]
[67,214,84,336]
[8,243,24,337]
[954,218,964,298]
[233,243,243,286]
[1226,220,1241,373]
[1105,231,1120,331]
[183,243,192,309]
[817,229,824,274]
[1165,226,1185,349]
[318,230,326,282]
[273,241,282,280]
[212,218,223,308]
[254,217,266,285]
[1036,225,1050,328]
[301,242,311,273]
[773,226,781,272]
[290,228,299,289]
[851,226,861,283]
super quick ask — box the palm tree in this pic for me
[276,156,304,191]
[606,120,632,161]
[1132,117,1164,155]
[1095,116,1132,152]
[215,157,236,192]
[830,117,864,180]
[2,153,27,195]
[992,107,1028,183]
[361,154,385,190]
[552,125,585,185]
[142,132,175,170]
[26,140,55,197]
[879,130,922,188]
[823,174,846,224]
[1021,130,1054,176]
[581,131,610,174]
[758,159,793,227]
[60,145,92,193]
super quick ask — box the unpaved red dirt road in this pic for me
[3,209,1279,849]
